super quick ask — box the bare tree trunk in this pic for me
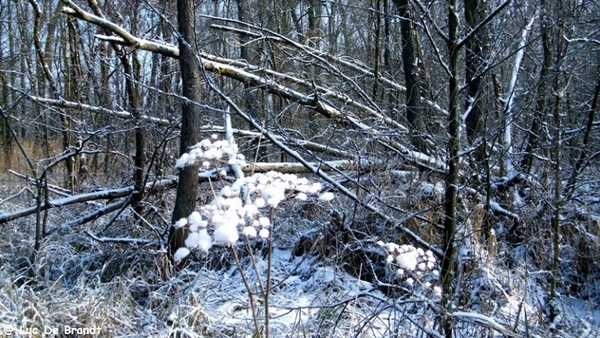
[307,0,322,50]
[441,2,460,337]
[549,71,563,322]
[565,64,600,198]
[169,0,203,259]
[393,0,425,152]
[464,0,489,156]
[521,0,554,174]
[372,0,383,101]
[88,0,145,217]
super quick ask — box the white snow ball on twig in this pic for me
[189,148,203,160]
[258,228,270,239]
[254,198,266,208]
[257,174,268,185]
[319,192,335,202]
[396,249,418,272]
[203,148,218,160]
[197,229,212,252]
[185,232,201,249]
[307,183,322,194]
[213,223,239,244]
[211,213,224,226]
[174,247,190,262]
[243,204,259,217]
[173,218,188,228]
[259,217,270,227]
[199,139,212,149]
[175,153,190,168]
[296,177,309,186]
[242,226,257,238]
[295,192,308,201]
[188,211,203,226]
[221,185,233,197]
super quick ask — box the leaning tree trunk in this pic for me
[169,0,203,259]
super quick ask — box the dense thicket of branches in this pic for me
[1,0,599,336]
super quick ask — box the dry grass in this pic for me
[1,164,599,337]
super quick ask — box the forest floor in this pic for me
[0,174,599,337]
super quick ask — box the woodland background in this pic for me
[0,0,599,337]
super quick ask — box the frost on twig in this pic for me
[172,138,334,262]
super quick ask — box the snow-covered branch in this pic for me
[211,84,445,257]
[451,311,521,337]
[199,126,354,159]
[0,187,133,224]
[60,0,178,57]
[206,20,448,117]
[59,4,446,173]
[84,229,152,245]
[26,94,172,126]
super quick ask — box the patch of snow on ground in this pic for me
[178,245,424,337]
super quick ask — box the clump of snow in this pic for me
[173,247,190,262]
[171,138,335,260]
[175,138,246,169]
[377,241,438,287]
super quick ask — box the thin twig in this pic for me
[231,244,262,337]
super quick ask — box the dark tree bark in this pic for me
[88,0,145,218]
[521,0,554,174]
[464,0,489,160]
[393,0,425,152]
[169,0,203,258]
[442,2,460,337]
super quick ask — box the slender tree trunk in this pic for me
[169,0,203,258]
[521,1,554,174]
[441,2,460,338]
[565,64,600,197]
[307,0,322,50]
[549,72,563,321]
[88,0,145,217]
[464,0,489,155]
[393,0,424,152]
[372,0,383,101]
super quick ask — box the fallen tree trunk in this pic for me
[0,187,133,224]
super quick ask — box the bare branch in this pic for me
[25,94,172,126]
[457,0,512,48]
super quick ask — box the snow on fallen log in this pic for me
[0,187,134,224]
[83,230,152,245]
[451,311,521,337]
[490,201,520,220]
